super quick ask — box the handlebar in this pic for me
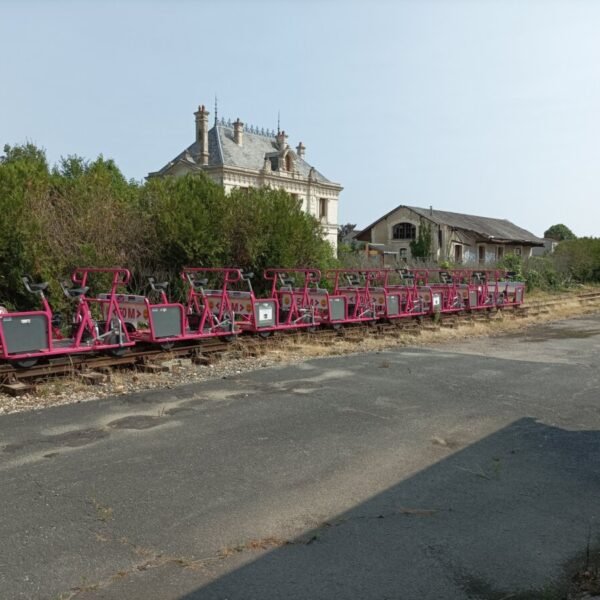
[181,267,242,286]
[263,268,321,284]
[71,268,131,288]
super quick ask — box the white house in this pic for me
[149,104,343,250]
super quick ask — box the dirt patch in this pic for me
[3,427,108,453]
[107,415,166,430]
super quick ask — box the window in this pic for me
[392,222,416,240]
[438,228,442,248]
[478,246,486,264]
[399,248,408,259]
[285,154,293,171]
[454,244,463,263]
[496,246,504,260]
[514,247,522,256]
[319,198,328,220]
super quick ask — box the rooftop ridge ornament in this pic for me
[216,118,276,137]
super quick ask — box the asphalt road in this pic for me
[1,316,600,600]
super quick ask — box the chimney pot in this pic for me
[296,141,306,158]
[233,118,244,146]
[194,103,210,165]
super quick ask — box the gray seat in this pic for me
[22,277,49,294]
[29,282,49,292]
[65,286,89,298]
[192,278,208,289]
[61,281,89,298]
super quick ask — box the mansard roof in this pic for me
[150,123,335,185]
[357,205,544,245]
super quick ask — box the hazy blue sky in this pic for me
[2,0,599,237]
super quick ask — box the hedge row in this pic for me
[0,144,335,309]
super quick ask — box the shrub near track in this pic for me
[0,144,335,310]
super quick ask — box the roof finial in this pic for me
[214,95,218,126]
[277,110,280,134]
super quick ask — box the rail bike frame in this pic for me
[184,268,277,335]
[382,269,434,318]
[180,268,240,339]
[466,270,525,308]
[325,269,382,324]
[264,268,348,328]
[495,271,525,306]
[105,274,230,346]
[0,267,134,364]
[425,269,471,313]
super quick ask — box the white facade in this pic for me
[149,105,342,251]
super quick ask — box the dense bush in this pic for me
[502,239,600,291]
[0,144,334,308]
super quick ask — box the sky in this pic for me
[1,0,599,238]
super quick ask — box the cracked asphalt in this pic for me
[1,315,600,599]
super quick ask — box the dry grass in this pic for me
[218,536,288,558]
[271,295,600,361]
[2,291,599,417]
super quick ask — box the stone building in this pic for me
[148,105,342,250]
[356,205,543,263]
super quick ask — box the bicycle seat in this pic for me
[29,282,49,292]
[68,287,89,298]
[192,278,208,289]
[152,281,170,291]
[22,277,49,293]
[62,282,89,298]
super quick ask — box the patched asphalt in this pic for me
[1,316,600,599]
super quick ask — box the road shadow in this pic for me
[179,417,600,600]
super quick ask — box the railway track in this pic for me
[2,290,600,395]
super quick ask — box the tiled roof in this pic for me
[358,205,544,245]
[151,125,333,184]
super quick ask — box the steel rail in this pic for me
[1,291,599,386]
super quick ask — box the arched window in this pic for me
[285,153,293,171]
[392,222,416,240]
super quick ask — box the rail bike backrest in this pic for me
[101,277,187,340]
[489,270,525,306]
[0,309,51,357]
[263,268,333,322]
[181,267,241,316]
[72,267,133,345]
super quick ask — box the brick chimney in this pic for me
[276,130,288,150]
[296,141,305,158]
[194,104,210,166]
[233,118,244,146]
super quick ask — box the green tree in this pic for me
[544,223,576,241]
[410,222,432,259]
[0,144,336,308]
[0,143,51,307]
[337,223,357,245]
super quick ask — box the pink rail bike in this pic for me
[381,269,434,317]
[465,269,525,309]
[182,268,275,336]
[263,268,347,330]
[425,269,471,313]
[100,273,239,349]
[325,269,383,324]
[180,268,241,341]
[0,268,135,368]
